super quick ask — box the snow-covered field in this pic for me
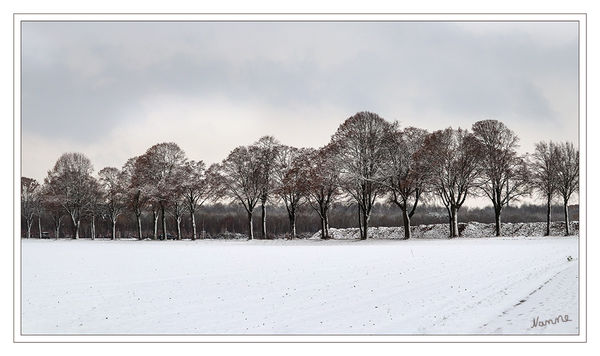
[21,237,579,335]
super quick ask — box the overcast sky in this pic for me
[21,21,579,206]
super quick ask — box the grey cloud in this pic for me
[22,21,578,146]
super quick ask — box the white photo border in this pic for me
[12,12,588,343]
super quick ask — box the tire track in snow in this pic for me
[478,261,578,334]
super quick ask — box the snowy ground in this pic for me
[21,237,579,335]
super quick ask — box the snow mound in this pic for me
[310,221,579,240]
[207,231,248,240]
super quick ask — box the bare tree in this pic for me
[122,157,149,240]
[44,152,95,239]
[301,145,340,239]
[135,152,161,240]
[21,177,41,238]
[85,178,103,240]
[98,167,127,240]
[167,164,187,241]
[472,120,530,236]
[418,128,480,237]
[40,183,64,239]
[274,146,307,238]
[254,136,281,239]
[172,197,185,240]
[131,152,162,240]
[181,161,221,240]
[331,111,396,240]
[149,202,161,240]
[554,142,579,235]
[34,195,44,238]
[134,143,187,240]
[530,141,559,236]
[218,145,263,239]
[383,127,429,239]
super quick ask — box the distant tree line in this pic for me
[20,202,579,240]
[21,113,580,240]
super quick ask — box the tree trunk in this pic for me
[494,187,503,237]
[563,200,570,235]
[90,214,96,240]
[320,215,326,239]
[70,214,79,239]
[38,215,42,238]
[288,212,296,239]
[161,204,167,240]
[401,207,411,240]
[191,211,197,240]
[260,201,267,239]
[494,207,502,237]
[357,205,364,239]
[445,206,452,237]
[152,210,158,240]
[451,205,459,238]
[55,222,60,240]
[74,219,80,239]
[111,220,116,240]
[26,220,32,239]
[324,210,330,239]
[545,194,552,236]
[444,205,452,237]
[361,210,369,240]
[176,217,182,240]
[247,210,254,240]
[136,213,143,240]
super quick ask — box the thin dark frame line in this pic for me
[14,13,587,343]
[12,11,16,346]
[583,14,588,343]
[8,340,588,344]
[577,19,581,337]
[19,20,582,23]
[12,12,589,15]
[19,18,23,340]
[22,333,581,336]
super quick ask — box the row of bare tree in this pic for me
[21,112,579,240]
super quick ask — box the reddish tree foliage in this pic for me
[218,145,264,239]
[418,128,480,237]
[133,143,187,240]
[253,136,282,239]
[273,145,309,238]
[383,127,429,239]
[300,144,341,239]
[121,156,149,239]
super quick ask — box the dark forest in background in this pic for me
[22,203,579,239]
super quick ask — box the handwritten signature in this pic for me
[531,315,571,328]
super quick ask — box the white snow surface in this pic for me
[21,237,579,335]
